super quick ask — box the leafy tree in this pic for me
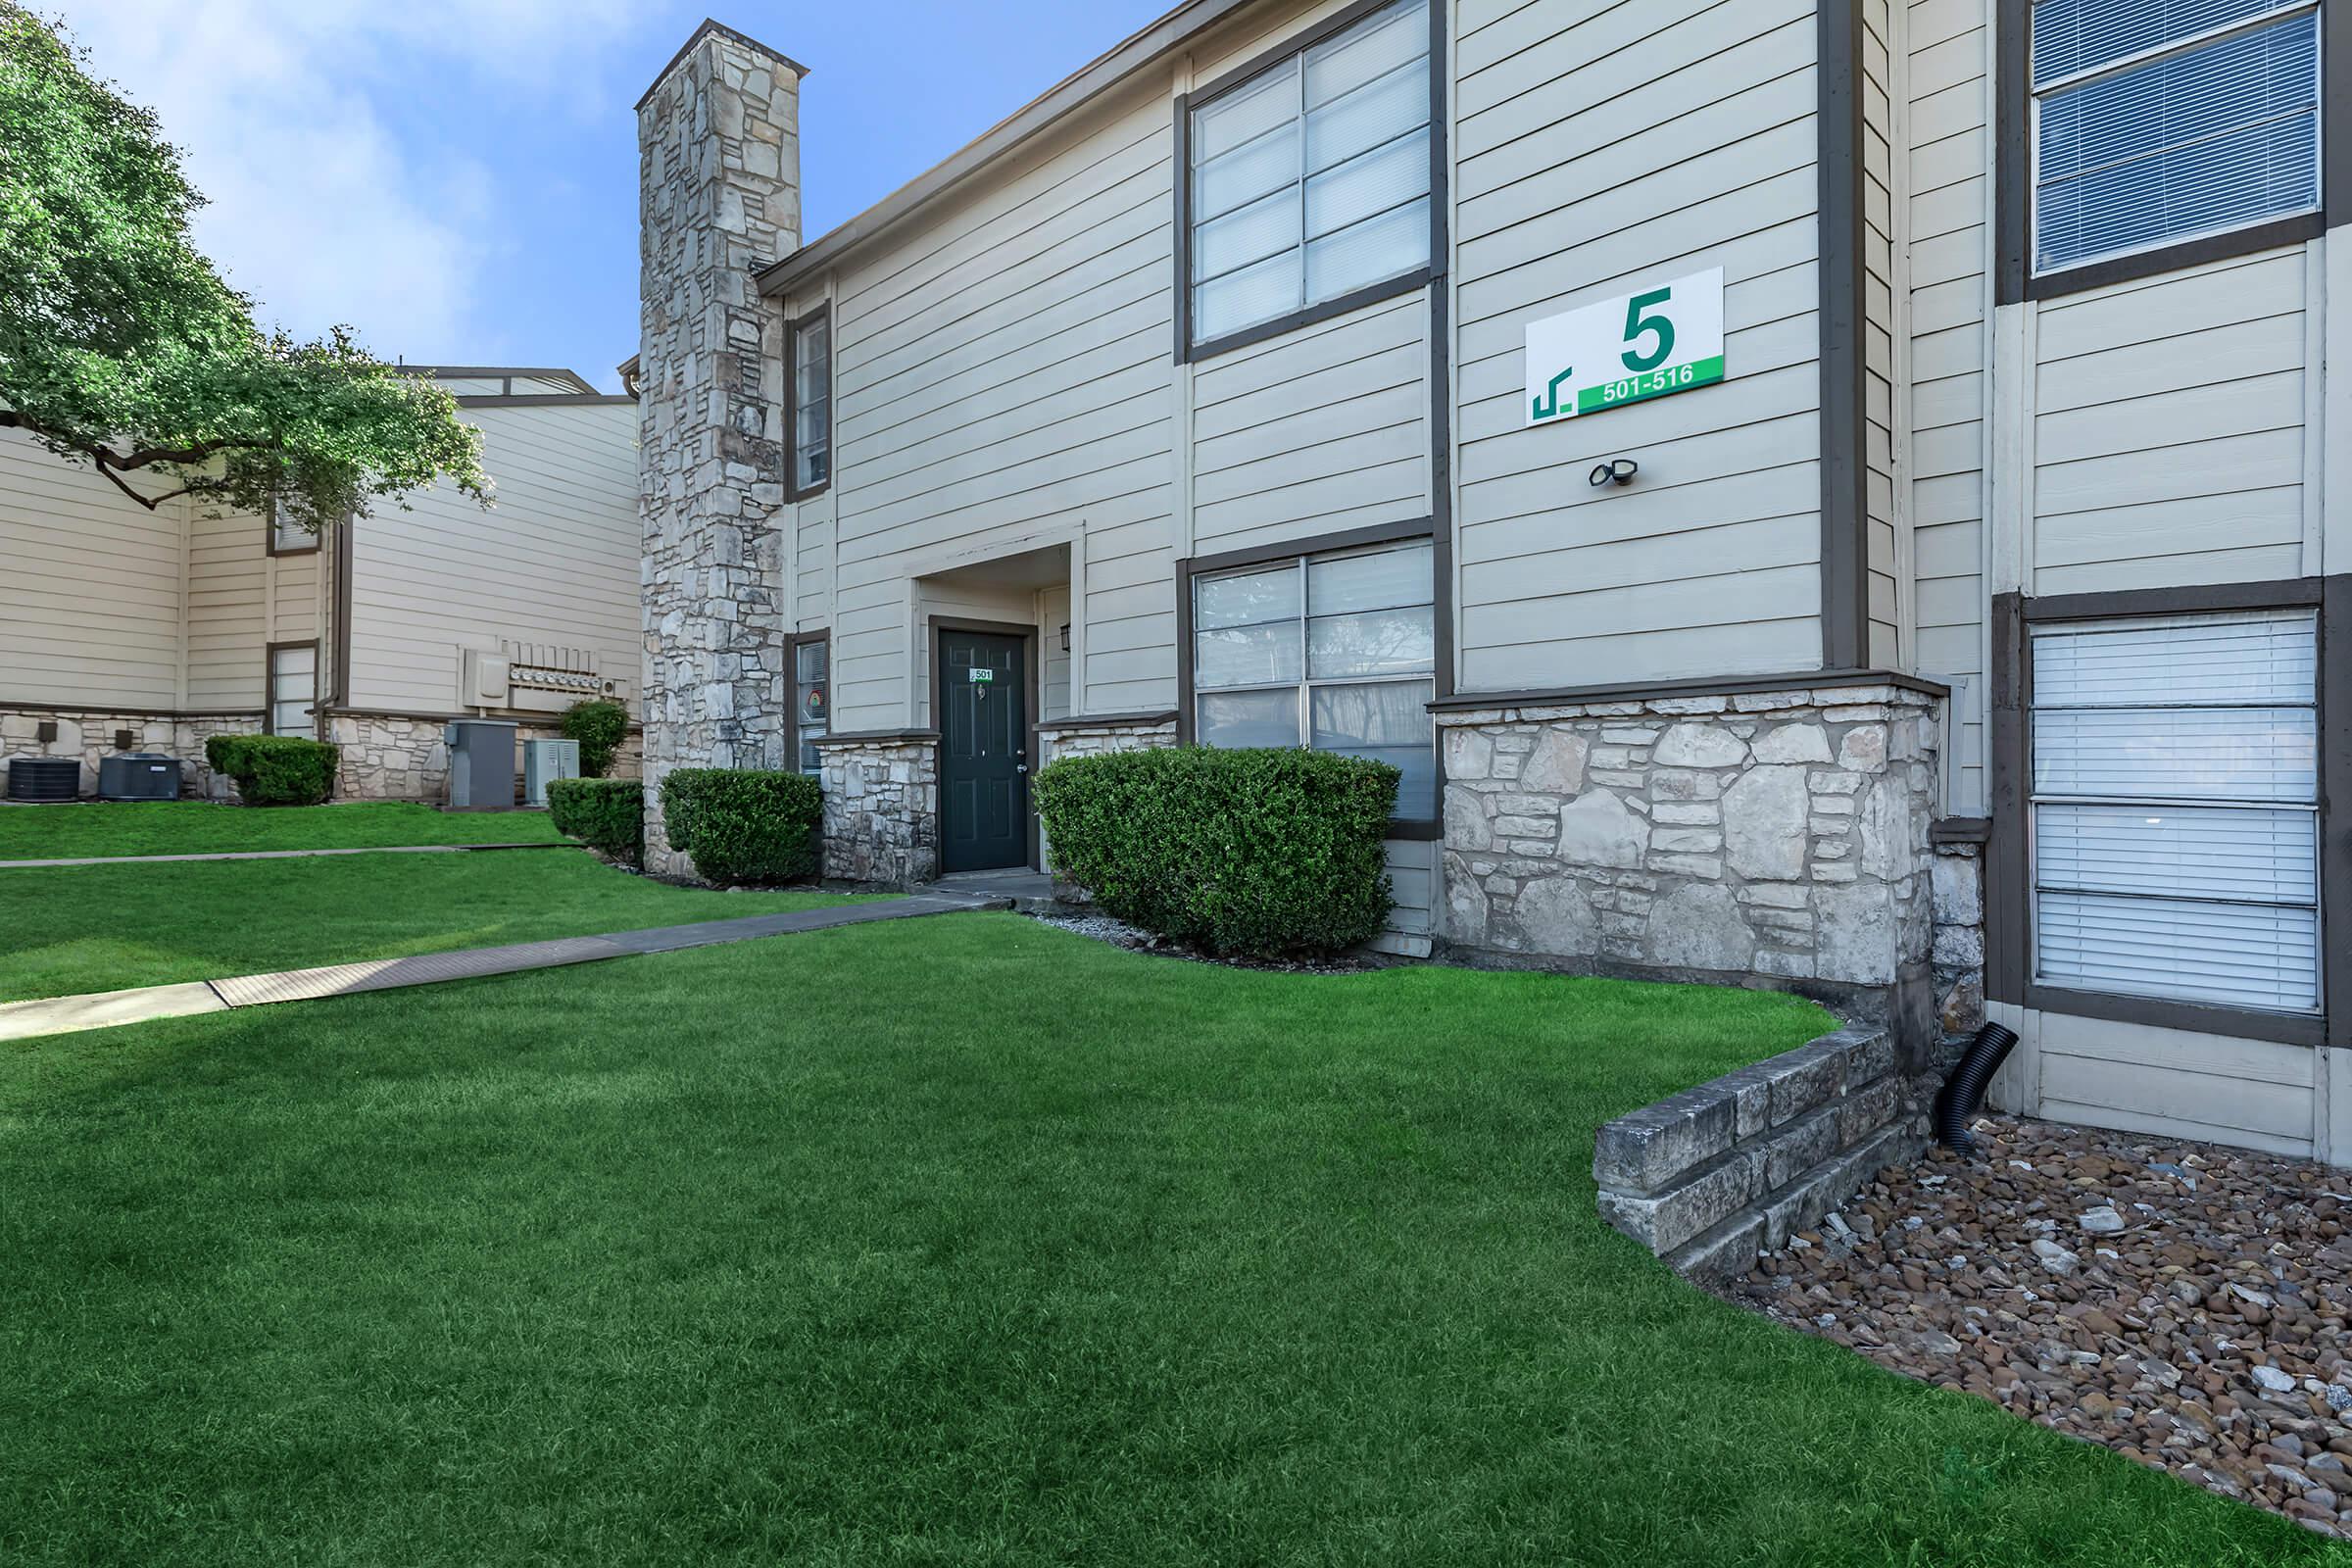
[0,5,487,535]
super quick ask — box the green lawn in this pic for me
[1,915,2332,1566]
[0,799,567,859]
[0,852,867,1000]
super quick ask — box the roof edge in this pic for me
[756,0,1252,297]
[636,18,810,113]
[394,365,600,395]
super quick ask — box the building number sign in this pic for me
[1525,267,1726,425]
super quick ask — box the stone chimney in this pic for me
[635,21,807,877]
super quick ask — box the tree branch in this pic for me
[0,407,249,510]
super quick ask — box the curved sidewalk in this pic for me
[0,892,1006,1042]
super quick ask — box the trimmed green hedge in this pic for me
[660,768,822,885]
[1034,747,1396,957]
[547,778,643,865]
[560,699,629,779]
[203,734,340,807]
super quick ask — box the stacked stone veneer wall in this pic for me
[1035,716,1178,894]
[1593,1027,1924,1282]
[1932,839,1986,1034]
[2,709,259,800]
[1437,681,1939,1042]
[636,24,802,876]
[816,737,937,887]
[324,712,645,803]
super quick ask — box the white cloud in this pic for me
[53,0,642,363]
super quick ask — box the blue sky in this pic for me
[59,2,1172,391]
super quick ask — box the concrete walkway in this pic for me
[0,842,580,870]
[0,892,1007,1042]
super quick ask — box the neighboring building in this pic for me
[634,1,2350,1165]
[1,368,642,800]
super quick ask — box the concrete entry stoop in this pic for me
[923,866,1063,913]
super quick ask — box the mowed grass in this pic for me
[2,914,2335,1567]
[0,852,870,1000]
[0,799,567,859]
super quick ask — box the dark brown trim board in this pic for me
[810,727,942,747]
[2325,574,2352,1050]
[453,392,636,410]
[332,514,355,706]
[1929,816,1991,846]
[1034,710,1181,733]
[1428,667,1950,713]
[1994,0,2340,305]
[0,700,263,720]
[927,615,1044,870]
[783,628,830,770]
[1172,0,1447,365]
[393,365,600,394]
[264,639,320,738]
[783,304,833,504]
[1174,516,1446,835]
[1816,0,1870,671]
[1988,579,2337,1048]
[265,522,320,559]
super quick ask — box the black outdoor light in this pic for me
[1590,458,1640,488]
[1059,623,1072,653]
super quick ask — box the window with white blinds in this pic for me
[1186,0,1431,348]
[1193,538,1435,818]
[2029,610,2320,1012]
[788,311,830,498]
[2030,0,2322,274]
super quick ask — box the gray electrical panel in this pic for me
[444,719,519,809]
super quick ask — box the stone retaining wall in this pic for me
[1593,1026,1924,1282]
[1437,680,1939,1045]
[816,736,938,886]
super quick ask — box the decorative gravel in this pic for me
[1733,1115,2352,1539]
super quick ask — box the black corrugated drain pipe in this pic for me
[1935,1022,2020,1155]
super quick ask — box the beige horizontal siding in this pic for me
[1452,0,1825,693]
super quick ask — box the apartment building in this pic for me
[632,0,2349,1163]
[1,368,642,800]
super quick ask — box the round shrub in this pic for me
[203,733,339,806]
[1034,746,1396,957]
[661,767,822,885]
[560,699,629,778]
[548,777,643,865]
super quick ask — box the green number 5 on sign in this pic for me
[1525,266,1726,425]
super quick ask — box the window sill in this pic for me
[2021,212,2323,303]
[1182,267,1432,365]
[2022,982,2325,1049]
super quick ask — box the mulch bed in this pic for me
[1730,1114,2352,1539]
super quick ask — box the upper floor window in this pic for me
[1184,0,1433,355]
[787,307,831,500]
[269,497,318,556]
[2030,0,2322,276]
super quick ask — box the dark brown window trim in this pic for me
[810,727,943,747]
[1995,0,2345,307]
[784,628,830,771]
[1174,515,1449,837]
[784,304,833,504]
[265,509,322,559]
[332,514,355,706]
[928,615,1044,871]
[453,392,637,410]
[1988,578,2341,1050]
[1929,816,1991,846]
[264,639,321,738]
[1816,0,1870,669]
[1172,0,1447,366]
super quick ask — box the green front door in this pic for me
[939,629,1028,873]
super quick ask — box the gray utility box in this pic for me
[98,753,181,801]
[522,738,580,808]
[444,719,520,809]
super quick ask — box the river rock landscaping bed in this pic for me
[1732,1114,2352,1538]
